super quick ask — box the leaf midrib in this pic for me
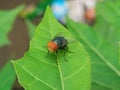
[47,13,65,90]
[57,57,65,90]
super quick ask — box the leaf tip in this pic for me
[44,5,54,17]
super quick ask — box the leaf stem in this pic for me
[56,55,64,90]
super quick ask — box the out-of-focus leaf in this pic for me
[118,42,120,64]
[26,0,52,20]
[0,61,16,90]
[12,6,91,90]
[0,5,24,48]
[67,18,120,90]
[25,19,36,38]
[94,1,120,44]
[67,1,120,90]
[91,82,111,90]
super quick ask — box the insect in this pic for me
[46,34,71,62]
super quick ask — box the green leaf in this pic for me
[67,13,120,90]
[0,61,16,90]
[119,42,120,64]
[67,19,120,90]
[94,1,120,89]
[25,19,36,38]
[12,6,91,90]
[94,1,120,44]
[91,82,111,90]
[0,5,24,48]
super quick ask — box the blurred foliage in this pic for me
[25,19,36,38]
[0,5,24,90]
[0,61,16,90]
[23,0,52,20]
[67,1,120,90]
[0,5,24,48]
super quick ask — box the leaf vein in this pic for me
[22,66,57,90]
[26,52,57,67]
[64,60,88,80]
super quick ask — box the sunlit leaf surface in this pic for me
[12,7,91,90]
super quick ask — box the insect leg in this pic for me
[66,46,73,53]
[63,47,68,62]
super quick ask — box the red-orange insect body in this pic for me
[47,36,67,52]
[85,8,95,22]
[47,42,58,52]
[46,36,69,62]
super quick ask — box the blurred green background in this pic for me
[0,0,38,90]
